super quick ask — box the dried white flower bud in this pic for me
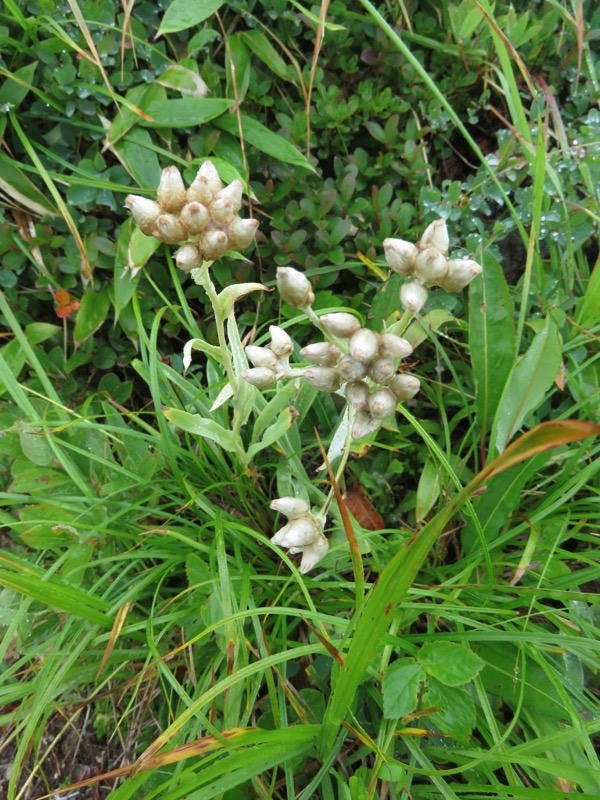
[277,267,315,308]
[351,410,381,440]
[210,197,235,225]
[153,214,188,244]
[300,342,341,367]
[419,219,449,255]
[369,358,395,384]
[413,247,449,286]
[298,533,329,573]
[304,367,341,392]
[269,326,294,358]
[124,195,161,235]
[379,333,413,360]
[368,388,397,419]
[270,497,311,519]
[180,201,209,234]
[271,516,319,548]
[389,373,420,401]
[246,345,278,370]
[214,180,243,213]
[439,258,483,292]
[227,217,259,250]
[345,380,370,411]
[174,243,202,272]
[157,166,186,212]
[187,161,223,204]
[349,328,380,363]
[242,367,277,389]
[383,238,418,275]
[320,313,361,338]
[337,356,368,382]
[198,229,229,260]
[400,280,428,313]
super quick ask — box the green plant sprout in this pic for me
[126,161,483,573]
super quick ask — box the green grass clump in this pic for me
[0,1,599,798]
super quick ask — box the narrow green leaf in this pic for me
[469,253,516,436]
[382,659,424,719]
[0,156,57,216]
[73,286,111,344]
[247,407,293,461]
[226,33,250,103]
[214,113,315,171]
[415,458,440,523]
[241,30,296,84]
[492,316,562,453]
[140,97,233,129]
[576,253,600,329]
[418,642,485,687]
[158,0,225,35]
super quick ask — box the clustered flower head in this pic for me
[384,219,482,313]
[270,498,328,573]
[125,162,259,270]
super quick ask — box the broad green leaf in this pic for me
[415,458,440,523]
[401,309,455,349]
[163,407,236,452]
[469,253,516,436]
[492,316,562,453]
[214,113,315,172]
[139,97,233,129]
[103,84,163,148]
[158,0,225,35]
[0,62,37,108]
[9,466,74,495]
[112,127,162,189]
[226,33,250,103]
[418,642,484,686]
[241,30,296,84]
[0,321,60,394]
[18,503,79,549]
[382,659,425,719]
[575,253,600,329]
[18,428,53,466]
[425,678,476,742]
[156,64,208,97]
[247,407,293,461]
[74,286,111,344]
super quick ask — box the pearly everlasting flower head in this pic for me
[124,161,259,270]
[383,219,482,313]
[270,497,328,573]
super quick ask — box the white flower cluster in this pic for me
[124,162,259,269]
[384,219,482,313]
[270,498,328,573]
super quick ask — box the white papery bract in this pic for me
[270,497,328,572]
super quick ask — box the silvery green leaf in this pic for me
[216,282,268,318]
[163,407,236,451]
[183,337,222,372]
[247,407,294,460]
[317,405,350,471]
[209,382,234,412]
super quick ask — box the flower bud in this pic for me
[210,197,235,225]
[383,238,418,275]
[269,326,294,358]
[439,258,483,292]
[187,161,223,204]
[271,516,319,548]
[368,388,397,419]
[227,217,259,250]
[389,373,420,401]
[304,367,341,392]
[174,243,202,272]
[246,345,278,370]
[242,367,277,389]
[214,180,243,213]
[337,356,368,382]
[198,229,229,260]
[419,219,449,255]
[124,195,161,235]
[157,166,186,212]
[413,247,449,286]
[270,497,310,519]
[299,533,329,573]
[320,313,361,338]
[379,334,413,360]
[349,328,380,363]
[277,267,315,308]
[351,411,381,440]
[400,281,428,313]
[345,380,370,411]
[180,201,209,234]
[300,342,341,367]
[369,358,395,384]
[153,214,188,244]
